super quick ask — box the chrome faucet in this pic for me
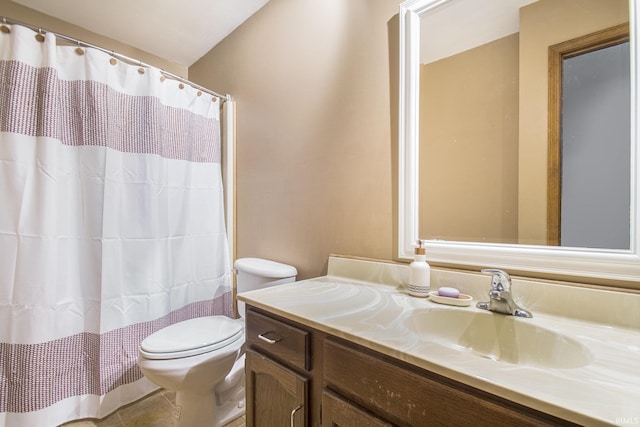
[476,269,532,318]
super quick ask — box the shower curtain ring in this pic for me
[1,18,10,34]
[35,28,45,43]
[75,41,84,55]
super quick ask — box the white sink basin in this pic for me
[405,308,593,369]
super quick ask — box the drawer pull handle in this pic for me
[258,332,281,344]
[290,405,302,427]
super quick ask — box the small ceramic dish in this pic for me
[428,291,473,307]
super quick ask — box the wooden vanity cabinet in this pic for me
[323,338,579,427]
[245,308,321,426]
[245,306,580,427]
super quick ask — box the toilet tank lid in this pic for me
[234,258,297,279]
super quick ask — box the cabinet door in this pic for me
[246,348,308,427]
[322,389,394,427]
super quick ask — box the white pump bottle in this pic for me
[408,240,430,297]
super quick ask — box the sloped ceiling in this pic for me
[11,0,269,66]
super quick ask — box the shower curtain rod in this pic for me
[0,16,231,102]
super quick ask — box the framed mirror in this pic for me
[398,0,640,285]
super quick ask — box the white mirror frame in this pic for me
[398,0,640,283]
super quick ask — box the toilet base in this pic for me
[174,388,245,427]
[216,393,246,427]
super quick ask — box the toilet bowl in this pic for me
[137,258,297,427]
[138,316,245,427]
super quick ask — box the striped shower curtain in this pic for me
[0,24,233,426]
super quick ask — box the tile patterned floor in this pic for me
[59,390,245,427]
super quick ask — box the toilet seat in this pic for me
[140,316,243,360]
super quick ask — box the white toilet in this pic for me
[137,258,297,427]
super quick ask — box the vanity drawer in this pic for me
[323,338,578,427]
[246,309,311,371]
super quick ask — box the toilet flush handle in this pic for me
[257,331,281,344]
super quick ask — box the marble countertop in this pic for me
[237,257,640,426]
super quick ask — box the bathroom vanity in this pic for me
[245,307,576,426]
[239,256,640,427]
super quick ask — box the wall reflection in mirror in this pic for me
[418,0,630,249]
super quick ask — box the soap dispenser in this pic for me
[408,240,431,297]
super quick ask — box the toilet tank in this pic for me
[234,258,297,317]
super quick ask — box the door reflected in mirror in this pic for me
[418,0,630,249]
[548,25,630,249]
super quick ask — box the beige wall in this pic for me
[189,0,402,279]
[419,34,519,244]
[518,0,628,244]
[0,0,186,76]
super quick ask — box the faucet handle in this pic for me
[481,269,511,292]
